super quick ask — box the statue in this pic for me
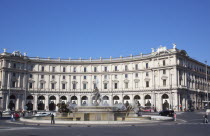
[93,87,102,106]
[173,43,176,49]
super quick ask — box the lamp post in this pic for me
[205,61,208,108]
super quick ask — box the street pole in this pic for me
[205,61,208,108]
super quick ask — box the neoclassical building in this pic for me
[0,45,209,112]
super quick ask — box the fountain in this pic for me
[61,87,142,121]
[66,87,116,121]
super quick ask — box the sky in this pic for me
[0,0,210,64]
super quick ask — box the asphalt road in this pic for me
[0,111,209,136]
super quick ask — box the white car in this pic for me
[34,112,51,117]
[206,109,210,113]
[2,110,12,115]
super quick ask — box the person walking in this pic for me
[173,112,177,121]
[0,111,2,118]
[11,113,15,121]
[204,113,208,124]
[51,113,55,124]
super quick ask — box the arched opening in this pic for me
[71,96,78,104]
[8,95,16,111]
[81,96,88,106]
[145,95,151,107]
[134,95,141,106]
[113,96,120,105]
[38,96,45,110]
[26,95,34,111]
[102,96,109,106]
[60,96,67,104]
[49,96,56,111]
[123,95,130,106]
[162,94,169,110]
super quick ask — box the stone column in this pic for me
[5,93,9,110]
[78,95,81,106]
[55,95,60,111]
[67,95,71,103]
[45,95,49,111]
[110,95,113,106]
[33,95,38,111]
[16,95,20,111]
[22,95,26,111]
[130,94,134,106]
[88,95,92,106]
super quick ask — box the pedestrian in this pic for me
[0,111,2,118]
[51,113,55,124]
[173,112,177,121]
[11,113,15,121]
[203,113,208,124]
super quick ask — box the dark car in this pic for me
[159,110,174,117]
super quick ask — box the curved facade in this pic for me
[0,46,210,111]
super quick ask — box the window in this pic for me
[146,72,149,76]
[29,83,33,89]
[51,83,55,89]
[115,75,117,79]
[135,64,138,70]
[40,83,44,89]
[63,76,65,80]
[12,81,16,88]
[115,66,118,71]
[84,67,87,72]
[73,76,76,79]
[163,79,166,86]
[84,76,86,80]
[52,67,55,72]
[41,66,44,72]
[163,60,166,66]
[125,65,128,71]
[125,74,128,78]
[52,75,55,79]
[13,73,16,77]
[30,65,33,71]
[104,83,107,89]
[41,75,44,79]
[135,82,138,88]
[135,73,138,78]
[93,83,96,89]
[146,81,149,88]
[13,63,16,68]
[63,67,66,72]
[94,67,97,72]
[29,74,33,78]
[114,83,118,89]
[83,83,87,89]
[104,67,107,72]
[146,63,149,69]
[73,67,76,72]
[104,75,107,79]
[62,84,66,89]
[163,69,166,74]
[125,82,128,89]
[73,83,76,89]
[94,76,97,79]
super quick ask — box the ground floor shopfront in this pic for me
[0,89,208,112]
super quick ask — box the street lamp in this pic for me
[205,61,209,108]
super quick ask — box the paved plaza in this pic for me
[0,111,209,136]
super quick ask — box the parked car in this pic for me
[159,110,174,117]
[206,109,210,113]
[34,112,51,117]
[2,110,12,115]
[142,107,154,112]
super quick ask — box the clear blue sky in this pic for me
[0,0,210,63]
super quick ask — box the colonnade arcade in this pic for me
[3,92,183,112]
